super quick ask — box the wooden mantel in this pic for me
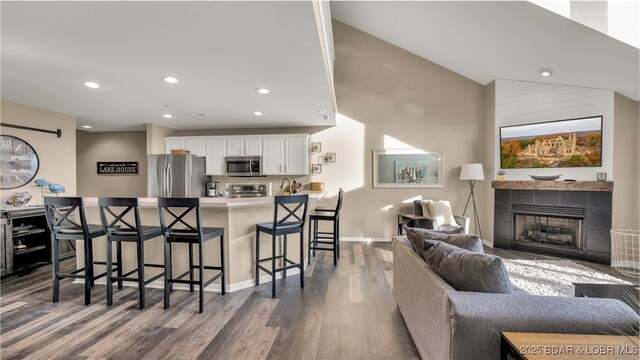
[491,180,613,192]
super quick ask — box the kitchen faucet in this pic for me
[280,177,291,195]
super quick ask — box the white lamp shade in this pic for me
[460,163,485,180]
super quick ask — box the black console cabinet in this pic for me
[1,207,74,276]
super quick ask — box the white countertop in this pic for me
[82,191,326,209]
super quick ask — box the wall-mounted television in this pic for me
[500,116,603,169]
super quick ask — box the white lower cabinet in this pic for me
[205,139,226,175]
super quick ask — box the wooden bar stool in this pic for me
[44,197,107,305]
[308,189,344,266]
[158,197,225,313]
[98,198,165,310]
[255,194,309,298]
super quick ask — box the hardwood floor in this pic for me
[0,242,420,360]
[2,241,636,360]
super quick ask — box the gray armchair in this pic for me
[411,200,470,234]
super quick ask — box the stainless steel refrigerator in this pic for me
[147,154,207,197]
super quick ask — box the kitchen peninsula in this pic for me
[80,191,326,292]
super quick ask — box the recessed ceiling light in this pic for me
[162,114,173,119]
[162,76,179,84]
[82,125,92,129]
[256,88,270,94]
[253,111,263,116]
[538,68,554,77]
[82,81,100,89]
[315,109,327,114]
[189,113,206,117]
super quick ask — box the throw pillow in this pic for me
[420,200,434,219]
[404,227,483,258]
[423,240,512,294]
[427,200,457,226]
[416,228,484,253]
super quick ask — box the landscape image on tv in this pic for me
[500,116,603,169]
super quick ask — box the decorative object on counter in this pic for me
[5,191,33,206]
[319,152,336,165]
[496,170,506,181]
[0,135,40,189]
[597,172,607,182]
[310,182,325,192]
[96,161,139,175]
[310,141,322,154]
[373,149,443,188]
[47,183,65,195]
[311,164,322,174]
[460,163,484,239]
[289,180,303,194]
[529,174,562,181]
[170,149,190,155]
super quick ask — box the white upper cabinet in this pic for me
[165,139,185,154]
[205,138,226,175]
[226,138,244,156]
[165,134,308,176]
[184,139,205,157]
[261,135,309,175]
[226,138,262,156]
[244,138,262,156]
[262,138,285,175]
[284,136,308,175]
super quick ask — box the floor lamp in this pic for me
[460,163,484,239]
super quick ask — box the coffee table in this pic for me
[500,332,640,360]
[573,283,639,314]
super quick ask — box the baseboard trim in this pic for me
[340,237,392,242]
[73,266,304,293]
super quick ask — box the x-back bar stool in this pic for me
[309,188,344,266]
[158,197,225,313]
[255,194,309,298]
[98,198,165,309]
[44,197,107,305]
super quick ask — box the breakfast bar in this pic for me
[79,191,325,292]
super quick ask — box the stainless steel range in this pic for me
[229,184,267,198]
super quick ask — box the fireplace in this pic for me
[492,182,613,264]
[514,214,582,249]
[513,203,585,251]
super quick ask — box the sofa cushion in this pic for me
[404,227,483,257]
[427,200,457,226]
[423,240,513,294]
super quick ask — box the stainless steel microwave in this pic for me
[225,156,262,177]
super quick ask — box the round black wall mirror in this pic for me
[0,135,40,189]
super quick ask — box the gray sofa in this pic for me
[411,200,470,234]
[392,236,640,360]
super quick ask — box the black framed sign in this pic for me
[97,162,139,175]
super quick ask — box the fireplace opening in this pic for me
[514,213,583,250]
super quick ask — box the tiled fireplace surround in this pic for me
[494,186,612,264]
